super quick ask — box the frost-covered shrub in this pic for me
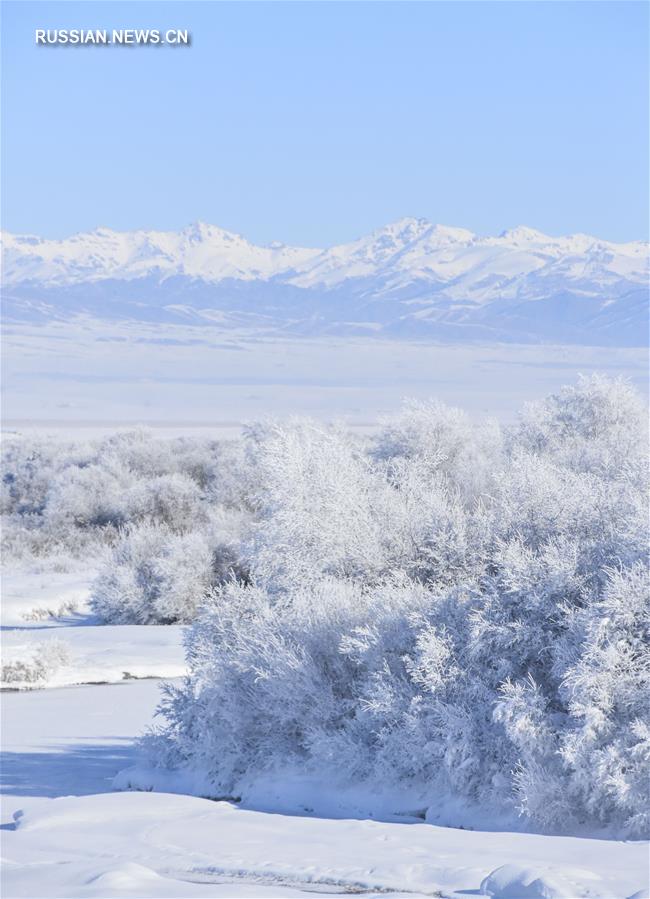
[243,415,498,593]
[1,436,92,517]
[42,441,208,533]
[146,376,650,836]
[1,513,109,561]
[152,561,649,834]
[373,398,503,501]
[492,564,650,835]
[96,428,179,479]
[514,373,647,479]
[147,576,524,811]
[560,563,650,833]
[90,521,242,624]
[123,473,206,531]
[147,578,433,784]
[244,422,391,591]
[1,638,71,686]
[44,463,132,529]
[378,455,493,588]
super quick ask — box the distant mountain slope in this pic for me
[2,219,647,345]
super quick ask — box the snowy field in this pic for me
[2,564,185,689]
[3,320,648,424]
[1,376,648,899]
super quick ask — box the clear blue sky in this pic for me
[2,1,648,245]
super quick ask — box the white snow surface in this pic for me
[3,322,647,425]
[5,790,649,899]
[1,623,186,689]
[1,563,186,689]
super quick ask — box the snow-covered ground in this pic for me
[1,680,162,805]
[2,680,648,899]
[2,565,93,628]
[1,623,186,689]
[2,563,186,689]
[3,322,647,424]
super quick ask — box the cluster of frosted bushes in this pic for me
[144,377,649,835]
[2,428,249,622]
[90,520,244,625]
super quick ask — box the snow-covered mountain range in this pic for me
[2,218,648,344]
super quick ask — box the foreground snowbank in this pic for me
[1,680,170,804]
[4,791,647,899]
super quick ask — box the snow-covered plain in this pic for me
[3,319,647,424]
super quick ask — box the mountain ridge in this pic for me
[2,219,648,346]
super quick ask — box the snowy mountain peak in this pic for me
[181,220,242,244]
[428,222,476,241]
[498,225,549,244]
[378,216,432,238]
[366,218,474,247]
[3,220,644,288]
